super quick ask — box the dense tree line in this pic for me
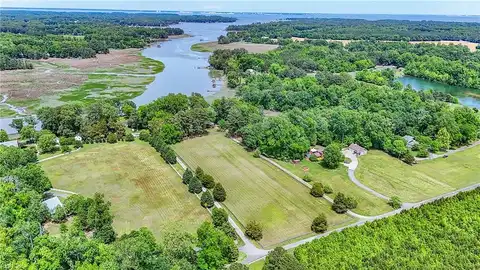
[294,188,480,269]
[225,18,480,42]
[0,9,235,69]
[0,144,240,269]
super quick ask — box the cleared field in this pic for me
[356,146,480,202]
[191,41,279,53]
[41,141,209,239]
[276,159,392,216]
[173,131,354,248]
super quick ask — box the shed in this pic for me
[403,135,418,149]
[0,140,18,147]
[349,143,367,156]
[43,196,63,213]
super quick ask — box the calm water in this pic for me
[396,76,480,109]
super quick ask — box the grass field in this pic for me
[276,159,392,216]
[356,147,480,202]
[41,141,210,239]
[173,131,354,248]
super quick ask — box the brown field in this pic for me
[38,49,142,70]
[409,40,478,52]
[193,41,279,53]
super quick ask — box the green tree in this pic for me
[212,207,228,227]
[51,206,66,223]
[125,133,135,142]
[195,166,205,179]
[197,222,239,270]
[139,130,151,141]
[332,193,357,213]
[436,127,451,151]
[11,164,52,193]
[324,184,333,194]
[0,129,8,142]
[188,176,202,194]
[37,134,57,153]
[230,263,248,270]
[404,151,416,165]
[245,220,262,241]
[201,174,215,189]
[200,191,214,208]
[263,247,305,270]
[213,183,226,202]
[311,213,328,233]
[323,143,344,169]
[182,168,193,185]
[391,139,408,158]
[388,196,402,209]
[310,183,325,197]
[107,133,118,144]
[9,118,24,133]
[20,125,36,142]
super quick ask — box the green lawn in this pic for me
[249,259,265,270]
[173,131,354,248]
[356,147,480,202]
[276,159,392,216]
[41,141,210,239]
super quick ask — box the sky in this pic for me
[1,0,480,15]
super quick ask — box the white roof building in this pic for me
[0,140,18,147]
[43,196,63,213]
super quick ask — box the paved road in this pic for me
[415,140,480,161]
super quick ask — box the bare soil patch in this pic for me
[38,49,142,70]
[408,40,478,52]
[194,41,278,53]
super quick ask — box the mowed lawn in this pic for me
[41,141,210,239]
[277,160,392,216]
[173,132,354,248]
[356,146,480,202]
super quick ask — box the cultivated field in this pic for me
[276,159,392,216]
[356,146,480,202]
[41,141,210,238]
[173,131,354,248]
[191,41,279,53]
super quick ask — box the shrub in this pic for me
[188,176,202,194]
[218,119,227,130]
[264,247,305,270]
[310,183,324,197]
[52,206,67,223]
[403,151,415,165]
[303,174,312,182]
[417,146,429,158]
[59,137,75,146]
[212,207,228,227]
[201,174,215,189]
[107,133,118,144]
[200,191,214,208]
[213,183,226,202]
[311,213,328,233]
[162,148,177,164]
[229,263,248,270]
[125,133,135,142]
[309,155,318,162]
[253,149,261,158]
[73,140,83,149]
[37,134,57,153]
[0,129,8,142]
[61,145,71,153]
[388,196,402,209]
[139,130,150,141]
[245,220,262,241]
[323,184,333,194]
[182,168,193,185]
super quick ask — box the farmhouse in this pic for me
[349,143,367,156]
[0,140,18,147]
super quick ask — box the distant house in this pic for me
[43,196,63,213]
[306,146,325,159]
[349,143,367,156]
[403,135,418,149]
[0,140,18,148]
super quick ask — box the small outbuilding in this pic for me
[75,135,82,141]
[306,146,325,159]
[402,135,418,149]
[43,196,63,213]
[0,140,18,147]
[349,143,367,156]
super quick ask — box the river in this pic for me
[396,76,480,109]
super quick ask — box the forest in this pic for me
[208,41,480,161]
[225,18,480,42]
[294,188,480,269]
[0,10,236,69]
